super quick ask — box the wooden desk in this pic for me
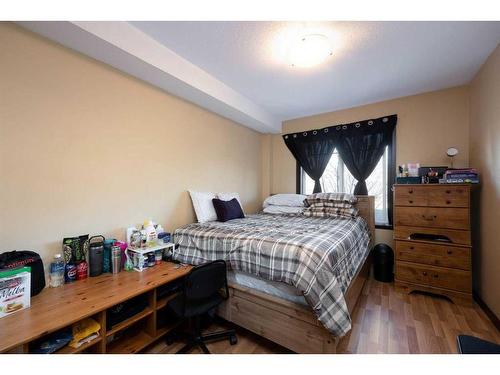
[0,261,192,354]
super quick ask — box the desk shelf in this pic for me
[56,336,102,354]
[106,307,154,337]
[156,293,179,310]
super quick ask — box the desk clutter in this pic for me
[0,219,174,324]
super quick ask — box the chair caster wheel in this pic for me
[229,335,238,345]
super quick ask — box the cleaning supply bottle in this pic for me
[145,219,157,247]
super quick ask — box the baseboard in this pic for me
[473,293,500,332]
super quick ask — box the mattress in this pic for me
[227,270,308,306]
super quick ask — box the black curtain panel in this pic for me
[283,129,336,193]
[335,115,397,195]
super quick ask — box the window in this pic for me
[299,146,393,227]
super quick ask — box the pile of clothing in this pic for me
[303,193,358,219]
[262,192,359,219]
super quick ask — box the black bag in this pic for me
[0,250,46,296]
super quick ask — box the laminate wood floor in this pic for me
[146,278,500,354]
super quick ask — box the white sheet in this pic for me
[227,270,308,306]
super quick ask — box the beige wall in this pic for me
[270,86,471,245]
[0,23,264,271]
[469,44,500,317]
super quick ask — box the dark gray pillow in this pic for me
[212,198,245,222]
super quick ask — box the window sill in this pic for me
[375,224,393,230]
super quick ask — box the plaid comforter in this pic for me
[172,213,370,337]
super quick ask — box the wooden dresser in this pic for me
[393,184,475,305]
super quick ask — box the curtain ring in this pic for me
[342,125,347,129]
[303,132,308,136]
[312,130,317,135]
[382,117,388,123]
[293,134,297,138]
[355,123,361,128]
[368,120,374,125]
[336,126,341,130]
[284,135,288,139]
[324,128,329,133]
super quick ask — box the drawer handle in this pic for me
[446,200,451,204]
[409,200,414,204]
[422,272,427,276]
[433,274,439,278]
[409,246,414,250]
[446,190,451,194]
[447,250,452,255]
[409,190,414,194]
[422,215,437,221]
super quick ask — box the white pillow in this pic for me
[263,205,305,215]
[263,194,307,208]
[189,191,217,223]
[217,192,243,211]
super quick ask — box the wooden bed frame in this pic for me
[217,196,375,353]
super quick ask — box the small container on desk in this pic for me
[126,243,175,272]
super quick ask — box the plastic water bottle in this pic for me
[49,254,65,287]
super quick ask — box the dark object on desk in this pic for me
[0,250,45,296]
[396,177,421,184]
[88,235,105,277]
[165,260,237,354]
[373,244,394,283]
[419,166,447,183]
[457,335,500,354]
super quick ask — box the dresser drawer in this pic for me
[395,240,471,270]
[393,225,471,245]
[396,261,471,293]
[394,185,469,207]
[394,206,469,230]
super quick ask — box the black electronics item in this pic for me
[106,294,148,330]
[373,244,394,282]
[418,166,448,183]
[0,250,46,296]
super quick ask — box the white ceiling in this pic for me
[20,21,500,133]
[131,21,500,120]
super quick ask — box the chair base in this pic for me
[167,328,238,354]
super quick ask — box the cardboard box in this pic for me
[0,267,31,318]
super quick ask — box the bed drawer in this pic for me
[395,240,471,270]
[394,185,469,207]
[396,261,471,293]
[394,206,469,230]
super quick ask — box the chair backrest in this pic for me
[183,260,228,301]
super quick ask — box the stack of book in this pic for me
[442,168,479,184]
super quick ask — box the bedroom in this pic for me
[1,0,499,371]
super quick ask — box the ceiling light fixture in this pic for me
[288,34,333,68]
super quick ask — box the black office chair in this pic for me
[165,260,237,354]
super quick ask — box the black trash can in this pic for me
[373,243,394,282]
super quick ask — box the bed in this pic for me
[172,195,375,353]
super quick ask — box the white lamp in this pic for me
[288,34,333,68]
[446,147,459,168]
